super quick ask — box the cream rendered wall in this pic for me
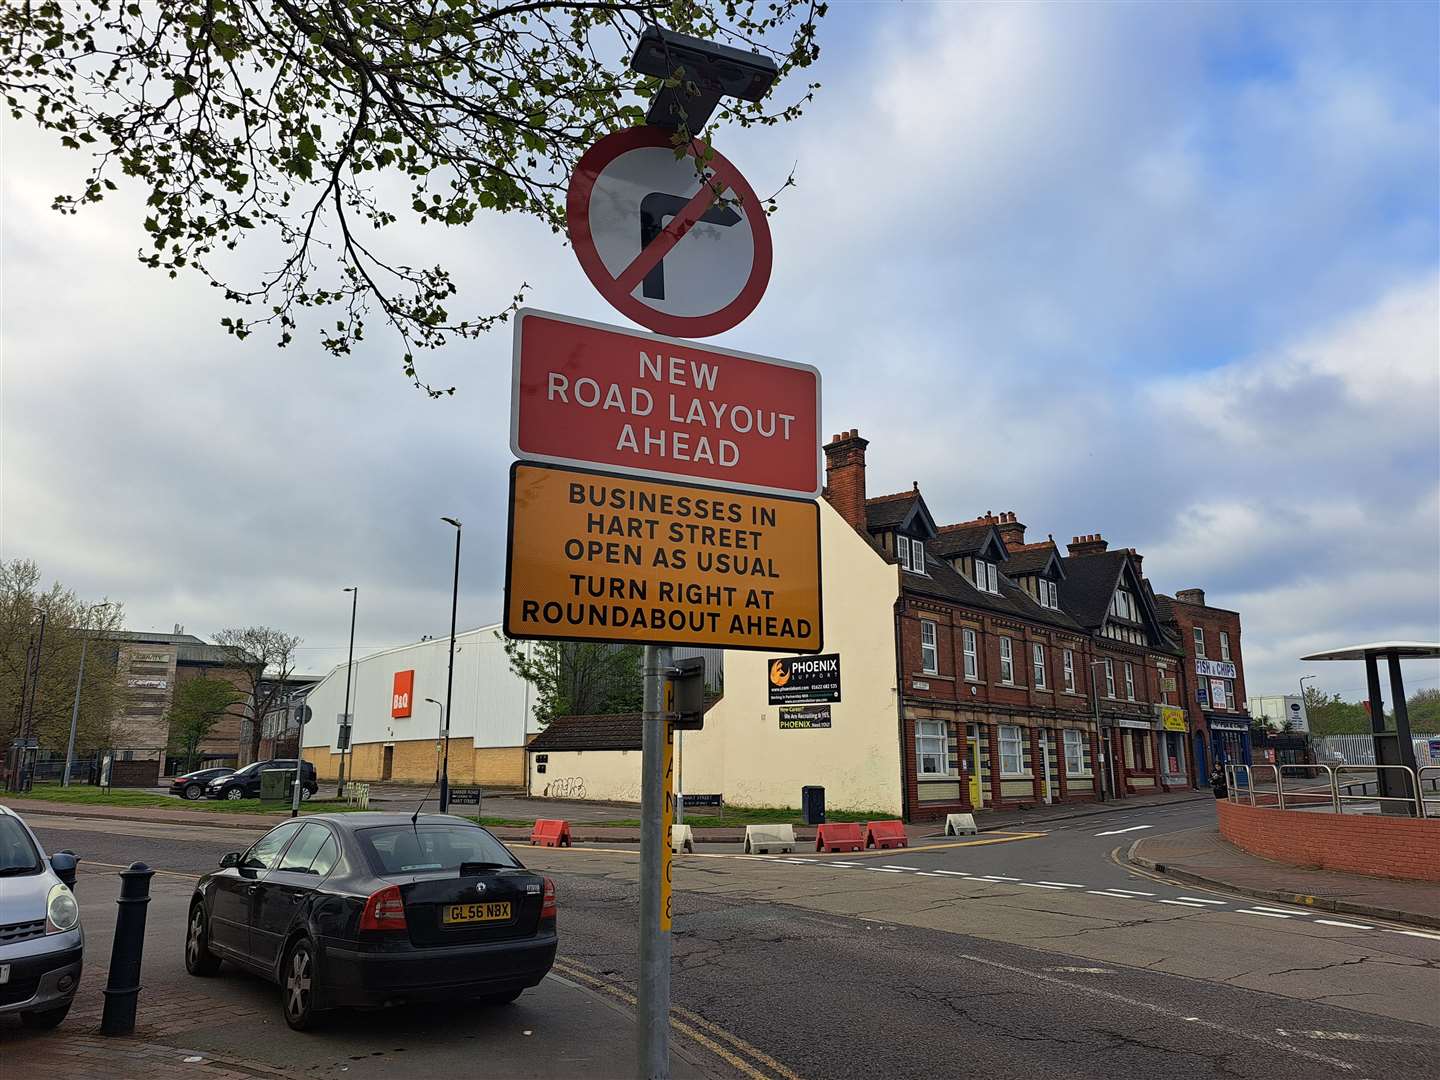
[530,749,644,803]
[678,499,902,814]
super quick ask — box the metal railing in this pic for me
[1422,766,1440,819]
[343,782,371,809]
[1226,763,1439,817]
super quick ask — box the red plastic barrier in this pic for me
[815,822,865,853]
[865,820,908,850]
[530,819,572,847]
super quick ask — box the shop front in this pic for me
[1207,717,1252,771]
[1158,706,1191,788]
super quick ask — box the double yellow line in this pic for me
[552,958,803,1080]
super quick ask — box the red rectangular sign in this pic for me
[391,670,414,718]
[510,309,821,498]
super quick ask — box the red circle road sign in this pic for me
[567,127,773,339]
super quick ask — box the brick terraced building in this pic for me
[820,428,1250,821]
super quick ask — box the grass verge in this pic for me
[11,783,358,815]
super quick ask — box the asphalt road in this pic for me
[18,802,1440,1080]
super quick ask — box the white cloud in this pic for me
[2,4,1436,703]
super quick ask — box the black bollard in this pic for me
[100,862,154,1036]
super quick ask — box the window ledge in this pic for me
[1000,773,1033,780]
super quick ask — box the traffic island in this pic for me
[1127,826,1440,930]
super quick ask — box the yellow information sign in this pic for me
[504,462,822,652]
[1160,706,1188,732]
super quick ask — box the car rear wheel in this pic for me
[183,783,204,800]
[19,1002,72,1030]
[224,787,245,801]
[186,904,222,976]
[282,939,322,1031]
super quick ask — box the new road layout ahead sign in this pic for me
[567,127,772,338]
[511,309,820,499]
[503,462,821,652]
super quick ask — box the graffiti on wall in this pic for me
[544,776,586,800]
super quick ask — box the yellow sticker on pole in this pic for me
[503,462,823,652]
[661,719,675,933]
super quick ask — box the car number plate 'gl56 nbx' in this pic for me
[442,901,512,925]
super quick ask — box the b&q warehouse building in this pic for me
[302,429,1253,820]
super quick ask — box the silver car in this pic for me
[0,804,82,1029]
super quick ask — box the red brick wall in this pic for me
[1218,800,1440,883]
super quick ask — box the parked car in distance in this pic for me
[0,805,82,1030]
[206,759,317,801]
[170,767,236,801]
[185,813,557,1030]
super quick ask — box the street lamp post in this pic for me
[1089,660,1112,801]
[1298,674,1317,733]
[440,517,462,815]
[336,587,358,797]
[424,697,445,784]
[64,602,112,787]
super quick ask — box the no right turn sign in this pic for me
[567,127,773,338]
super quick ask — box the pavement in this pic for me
[16,798,1440,1079]
[1128,824,1440,929]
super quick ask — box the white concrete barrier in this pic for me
[945,813,978,836]
[743,824,796,854]
[671,824,695,853]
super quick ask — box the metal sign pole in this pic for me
[637,643,673,1079]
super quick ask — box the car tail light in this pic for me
[359,885,407,932]
[540,877,556,920]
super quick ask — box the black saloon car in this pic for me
[206,759,318,801]
[169,767,235,801]
[185,814,557,1030]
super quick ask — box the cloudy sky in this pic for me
[3,2,1437,702]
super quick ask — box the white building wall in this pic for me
[530,749,644,803]
[676,500,902,814]
[302,624,540,752]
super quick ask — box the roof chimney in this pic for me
[996,511,1026,549]
[823,429,869,534]
[1175,588,1206,606]
[1067,533,1109,556]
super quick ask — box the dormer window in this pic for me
[973,559,998,593]
[896,535,926,574]
[1036,579,1059,609]
[1110,589,1138,621]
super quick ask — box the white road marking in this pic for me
[1103,888,1155,896]
[957,954,1358,1071]
[1044,966,1117,974]
[883,865,922,870]
[1381,928,1440,941]
[1252,906,1305,915]
[1096,825,1153,836]
[1237,909,1292,919]
[1018,882,1067,890]
[915,872,944,877]
[1177,896,1227,905]
[1038,881,1087,888]
[829,862,860,867]
[1088,890,1145,899]
[1157,899,1206,908]
[978,875,1020,881]
[867,868,904,873]
[1274,1029,1415,1044]
[1313,920,1374,930]
[932,870,970,876]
